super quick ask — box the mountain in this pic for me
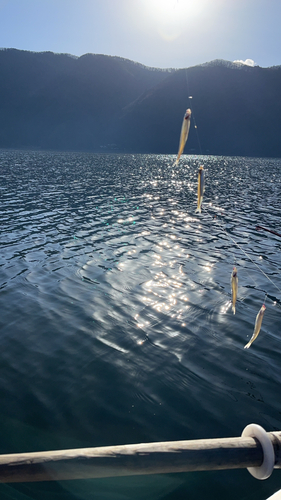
[0,48,172,151]
[114,60,281,157]
[0,48,280,157]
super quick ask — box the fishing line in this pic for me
[205,203,281,296]
[183,70,281,298]
[200,204,259,293]
[185,69,203,156]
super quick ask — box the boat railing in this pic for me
[0,424,280,484]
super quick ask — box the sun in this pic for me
[145,0,205,22]
[142,0,207,40]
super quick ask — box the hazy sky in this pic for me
[0,0,280,69]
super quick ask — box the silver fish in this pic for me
[195,165,204,213]
[244,304,266,349]
[231,266,238,314]
[172,108,191,167]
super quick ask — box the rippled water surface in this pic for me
[1,151,281,499]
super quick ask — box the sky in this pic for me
[0,0,280,69]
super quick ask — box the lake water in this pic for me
[1,150,281,500]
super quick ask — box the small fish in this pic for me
[172,108,191,167]
[231,266,238,314]
[244,304,266,349]
[195,165,204,213]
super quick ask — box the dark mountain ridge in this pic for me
[117,62,281,157]
[0,48,280,157]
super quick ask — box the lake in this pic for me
[1,150,281,499]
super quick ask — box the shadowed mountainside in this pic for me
[115,61,281,157]
[0,49,280,157]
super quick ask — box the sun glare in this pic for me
[143,0,207,40]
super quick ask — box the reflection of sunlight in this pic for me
[221,301,232,314]
[134,208,217,336]
[203,263,214,272]
[97,336,128,354]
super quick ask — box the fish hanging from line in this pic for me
[231,266,238,314]
[195,165,204,213]
[244,304,266,349]
[172,108,191,167]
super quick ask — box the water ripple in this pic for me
[1,151,281,499]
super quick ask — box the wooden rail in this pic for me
[0,429,280,483]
